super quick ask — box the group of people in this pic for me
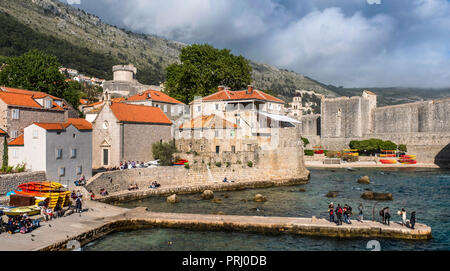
[99,188,109,196]
[128,184,139,191]
[70,190,83,213]
[74,175,87,186]
[149,181,160,189]
[120,161,146,170]
[2,214,40,234]
[328,203,357,225]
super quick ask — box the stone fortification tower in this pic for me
[112,64,137,82]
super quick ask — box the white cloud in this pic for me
[67,0,81,4]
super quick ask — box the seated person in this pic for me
[79,175,86,185]
[54,203,64,218]
[128,184,134,191]
[223,177,228,183]
[134,183,139,190]
[90,190,96,200]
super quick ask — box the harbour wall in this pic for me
[0,171,46,195]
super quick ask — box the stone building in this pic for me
[91,102,172,169]
[8,118,93,183]
[102,64,159,98]
[125,89,187,121]
[301,90,450,165]
[0,87,68,139]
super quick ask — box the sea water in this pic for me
[84,168,450,251]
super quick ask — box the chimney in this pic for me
[218,86,225,92]
[247,85,253,94]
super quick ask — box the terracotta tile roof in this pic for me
[127,89,184,104]
[0,87,66,111]
[67,118,93,130]
[85,98,124,108]
[193,87,284,104]
[32,118,92,131]
[80,99,89,105]
[110,102,172,125]
[8,134,24,146]
[0,127,8,135]
[179,114,238,129]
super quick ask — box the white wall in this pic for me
[24,124,47,172]
[8,146,25,168]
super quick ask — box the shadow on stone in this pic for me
[435,143,450,169]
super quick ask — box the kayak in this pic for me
[3,205,41,216]
[18,181,62,192]
[380,159,397,164]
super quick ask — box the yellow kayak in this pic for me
[3,205,41,216]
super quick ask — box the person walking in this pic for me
[401,208,407,226]
[410,211,416,229]
[328,203,335,223]
[384,207,391,226]
[358,203,364,222]
[75,196,82,213]
[343,204,348,224]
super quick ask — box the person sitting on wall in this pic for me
[100,188,109,196]
[90,190,96,200]
[54,203,64,218]
[140,161,145,168]
[223,177,228,183]
[128,184,134,191]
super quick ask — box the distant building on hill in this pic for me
[102,64,161,98]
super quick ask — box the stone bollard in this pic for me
[201,190,214,200]
[167,194,180,203]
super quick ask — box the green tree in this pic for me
[398,144,407,152]
[165,44,252,104]
[301,137,310,147]
[2,136,8,170]
[151,141,178,166]
[0,50,83,109]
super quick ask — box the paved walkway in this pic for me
[305,160,440,168]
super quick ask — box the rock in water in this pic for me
[358,176,371,184]
[326,191,338,198]
[361,191,393,200]
[167,194,180,203]
[201,190,214,200]
[299,188,306,192]
[254,194,267,202]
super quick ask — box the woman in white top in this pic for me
[401,208,407,226]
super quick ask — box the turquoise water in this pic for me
[84,168,450,251]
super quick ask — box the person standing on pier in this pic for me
[379,208,385,224]
[400,208,407,226]
[336,204,343,225]
[384,207,391,226]
[410,211,416,229]
[328,203,334,223]
[358,203,364,222]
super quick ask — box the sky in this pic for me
[59,0,450,88]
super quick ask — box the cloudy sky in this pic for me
[60,0,450,88]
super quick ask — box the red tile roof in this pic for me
[110,103,172,125]
[0,86,66,111]
[67,118,93,131]
[193,87,284,104]
[85,98,124,108]
[0,128,7,135]
[127,89,184,104]
[79,99,89,105]
[179,114,238,129]
[8,134,24,146]
[32,118,92,131]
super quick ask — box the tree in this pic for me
[0,50,83,109]
[301,137,310,147]
[398,144,407,152]
[165,44,252,104]
[2,136,8,170]
[152,141,178,166]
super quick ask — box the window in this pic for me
[230,129,235,137]
[215,104,219,110]
[215,130,219,137]
[59,167,65,177]
[12,149,18,158]
[71,148,77,158]
[73,133,76,139]
[231,145,236,153]
[200,145,204,152]
[163,105,167,112]
[44,100,52,109]
[56,149,63,159]
[197,105,201,112]
[216,146,220,154]
[76,166,82,175]
[11,130,19,138]
[32,129,39,139]
[236,118,240,125]
[12,109,19,120]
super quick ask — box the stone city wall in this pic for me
[0,171,46,195]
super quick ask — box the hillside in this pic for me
[0,0,337,101]
[0,0,448,104]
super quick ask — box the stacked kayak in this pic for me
[14,181,70,209]
[174,159,188,165]
[399,155,417,164]
[379,159,397,164]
